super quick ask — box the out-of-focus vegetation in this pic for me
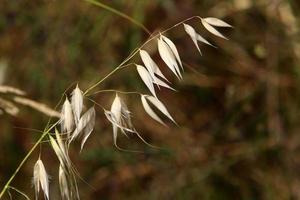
[1,0,300,199]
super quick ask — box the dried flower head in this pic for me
[59,165,70,200]
[141,95,176,126]
[200,17,232,40]
[1,13,233,200]
[60,97,74,134]
[105,94,135,148]
[69,107,96,150]
[33,159,49,200]
[71,85,83,125]
[157,35,183,80]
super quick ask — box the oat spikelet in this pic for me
[33,159,49,200]
[138,50,175,91]
[80,107,96,151]
[49,135,71,171]
[136,64,157,98]
[139,50,156,82]
[107,94,122,147]
[161,35,183,70]
[105,94,137,148]
[69,107,96,150]
[51,133,79,200]
[201,17,232,40]
[203,17,232,27]
[60,98,74,134]
[55,129,68,159]
[157,35,182,80]
[13,96,60,117]
[139,49,170,83]
[71,85,83,125]
[152,76,175,91]
[141,95,177,126]
[59,165,70,200]
[54,130,72,165]
[141,95,165,126]
[183,23,215,55]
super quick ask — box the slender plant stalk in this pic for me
[89,89,142,96]
[0,122,58,199]
[83,0,151,35]
[83,16,199,96]
[0,2,200,196]
[7,186,30,200]
[83,64,125,96]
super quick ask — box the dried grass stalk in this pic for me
[13,97,60,118]
[0,85,26,96]
[60,98,74,133]
[0,97,19,116]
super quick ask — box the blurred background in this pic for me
[1,0,300,199]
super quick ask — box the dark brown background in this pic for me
[1,0,300,199]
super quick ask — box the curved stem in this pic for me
[83,0,151,35]
[105,90,141,95]
[89,89,142,96]
[0,122,58,199]
[7,186,30,200]
[83,64,123,96]
[82,15,200,96]
[0,14,201,199]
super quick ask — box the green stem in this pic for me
[7,186,30,200]
[88,89,142,96]
[0,122,58,199]
[83,0,151,35]
[0,12,200,199]
[83,15,200,96]
[83,64,123,96]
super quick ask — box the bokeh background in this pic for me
[1,0,300,199]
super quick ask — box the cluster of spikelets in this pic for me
[33,85,93,200]
[32,17,231,200]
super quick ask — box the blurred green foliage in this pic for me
[1,0,300,199]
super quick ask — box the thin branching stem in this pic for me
[83,0,151,35]
[86,97,106,110]
[0,121,59,199]
[0,9,201,198]
[83,15,200,96]
[89,89,142,96]
[7,187,30,200]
